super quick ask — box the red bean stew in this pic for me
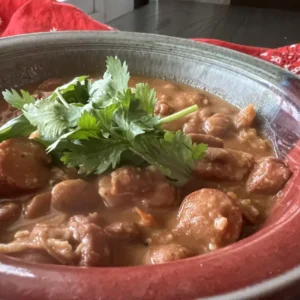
[0,59,292,267]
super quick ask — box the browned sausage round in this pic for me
[24,192,52,219]
[246,157,292,194]
[175,189,242,251]
[145,243,194,264]
[203,113,232,137]
[0,202,21,226]
[105,221,140,241]
[0,138,51,197]
[52,179,101,213]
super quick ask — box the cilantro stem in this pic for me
[158,104,198,125]
[56,89,69,108]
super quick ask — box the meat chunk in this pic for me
[105,221,140,241]
[141,183,177,209]
[188,133,224,148]
[98,166,150,207]
[0,202,21,226]
[73,222,110,267]
[98,175,130,208]
[195,147,255,181]
[79,226,110,266]
[65,214,110,267]
[203,113,232,137]
[98,166,176,209]
[246,157,292,194]
[175,189,242,251]
[24,192,51,219]
[52,179,101,213]
[145,244,194,265]
[0,213,111,267]
[235,104,256,129]
[154,101,173,116]
[0,138,51,197]
[111,166,159,196]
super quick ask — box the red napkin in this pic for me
[0,0,299,75]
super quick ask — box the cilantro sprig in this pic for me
[0,57,207,186]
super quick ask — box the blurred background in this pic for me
[60,0,300,47]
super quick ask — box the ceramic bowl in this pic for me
[0,31,299,300]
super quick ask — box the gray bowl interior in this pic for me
[0,31,299,158]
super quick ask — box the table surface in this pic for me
[107,0,300,48]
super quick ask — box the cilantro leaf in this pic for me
[46,130,77,153]
[106,56,130,92]
[0,115,36,142]
[134,83,157,114]
[89,72,115,108]
[95,104,120,138]
[2,89,35,109]
[23,99,82,139]
[49,76,89,104]
[89,57,130,108]
[62,139,127,174]
[113,110,159,141]
[132,131,207,186]
[46,111,101,153]
[77,111,98,129]
[113,110,145,141]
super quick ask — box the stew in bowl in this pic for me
[0,57,292,267]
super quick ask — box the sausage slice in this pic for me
[175,189,242,251]
[246,157,292,194]
[0,138,51,197]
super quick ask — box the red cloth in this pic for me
[0,0,299,75]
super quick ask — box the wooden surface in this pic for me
[107,0,300,48]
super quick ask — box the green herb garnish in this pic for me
[0,57,207,186]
